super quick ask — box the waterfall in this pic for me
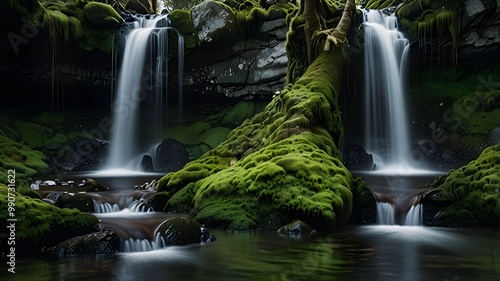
[122,232,167,252]
[92,197,153,213]
[404,204,422,226]
[107,15,184,172]
[376,202,423,226]
[376,202,396,225]
[363,9,411,171]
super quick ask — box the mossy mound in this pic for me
[193,134,353,230]
[159,46,355,231]
[427,144,500,228]
[0,133,52,184]
[0,184,99,250]
[83,2,124,28]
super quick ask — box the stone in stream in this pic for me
[43,230,120,255]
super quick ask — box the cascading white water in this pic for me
[363,9,411,171]
[404,204,422,226]
[376,202,423,226]
[376,202,396,225]
[106,15,184,172]
[122,233,167,252]
[92,198,153,213]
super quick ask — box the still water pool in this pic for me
[4,225,499,281]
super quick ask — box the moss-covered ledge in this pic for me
[423,144,500,229]
[157,0,360,231]
[0,184,99,252]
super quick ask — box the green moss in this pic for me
[82,2,123,29]
[396,0,460,65]
[194,196,260,230]
[0,184,98,247]
[169,9,196,34]
[191,133,353,230]
[365,0,398,9]
[157,156,230,193]
[431,144,500,228]
[78,25,116,53]
[451,91,500,134]
[0,133,52,183]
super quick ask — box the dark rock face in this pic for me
[458,0,500,63]
[182,2,288,99]
[140,154,154,171]
[191,1,239,45]
[341,141,375,171]
[43,230,120,255]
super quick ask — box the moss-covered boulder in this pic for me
[83,2,123,28]
[423,144,500,229]
[0,184,99,251]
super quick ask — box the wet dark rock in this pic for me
[155,138,189,172]
[458,0,500,62]
[191,0,239,45]
[140,155,154,171]
[156,217,215,246]
[146,191,170,211]
[277,220,315,238]
[83,178,110,192]
[55,192,95,213]
[487,126,500,145]
[200,226,217,243]
[43,230,119,255]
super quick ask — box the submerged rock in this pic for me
[277,220,315,238]
[43,230,119,255]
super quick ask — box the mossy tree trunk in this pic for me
[286,0,354,83]
[158,0,361,231]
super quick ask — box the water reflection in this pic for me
[6,227,498,281]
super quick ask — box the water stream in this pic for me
[363,9,412,172]
[107,15,184,173]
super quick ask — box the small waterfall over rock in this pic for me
[376,202,423,226]
[107,14,184,172]
[404,204,422,226]
[92,197,153,213]
[376,202,396,225]
[122,233,167,252]
[363,9,411,171]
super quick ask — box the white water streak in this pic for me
[363,10,411,169]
